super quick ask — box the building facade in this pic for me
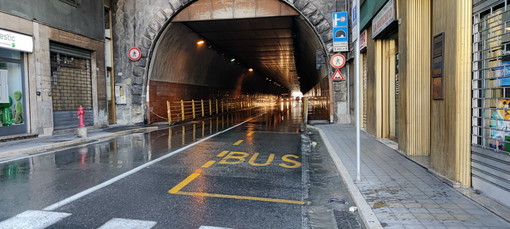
[471,0,510,209]
[358,0,510,210]
[0,0,108,137]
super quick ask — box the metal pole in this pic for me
[355,0,361,182]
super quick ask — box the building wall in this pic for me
[0,12,106,136]
[397,0,431,156]
[361,0,471,186]
[0,0,104,41]
[365,28,382,137]
[429,0,472,186]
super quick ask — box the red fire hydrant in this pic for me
[77,106,85,128]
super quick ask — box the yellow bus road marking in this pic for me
[233,140,244,145]
[247,131,255,136]
[175,191,307,205]
[168,172,201,194]
[216,151,229,157]
[201,161,216,168]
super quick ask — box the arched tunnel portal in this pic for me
[112,0,336,124]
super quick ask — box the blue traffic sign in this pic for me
[333,27,349,42]
[332,12,348,28]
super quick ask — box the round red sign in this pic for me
[128,47,142,61]
[330,54,346,69]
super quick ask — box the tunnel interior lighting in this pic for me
[197,40,205,45]
[248,68,254,72]
[231,58,236,62]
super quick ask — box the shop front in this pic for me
[472,0,510,208]
[361,0,399,140]
[0,29,32,137]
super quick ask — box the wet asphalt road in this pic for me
[0,102,310,228]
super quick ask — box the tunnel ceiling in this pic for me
[178,17,301,93]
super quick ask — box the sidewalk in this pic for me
[314,124,510,229]
[0,125,158,161]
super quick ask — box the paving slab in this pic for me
[313,124,510,228]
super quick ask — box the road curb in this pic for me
[0,126,158,161]
[311,125,383,229]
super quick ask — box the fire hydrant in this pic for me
[77,106,85,128]
[76,106,87,137]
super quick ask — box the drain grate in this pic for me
[333,210,362,229]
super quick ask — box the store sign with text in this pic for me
[372,0,395,39]
[0,29,33,53]
[360,30,367,50]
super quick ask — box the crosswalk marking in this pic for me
[98,218,157,229]
[0,210,70,229]
[0,210,231,229]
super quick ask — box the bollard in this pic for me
[181,100,185,121]
[76,106,87,137]
[209,99,212,116]
[201,99,205,117]
[170,100,172,126]
[192,99,196,119]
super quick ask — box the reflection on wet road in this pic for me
[0,101,305,228]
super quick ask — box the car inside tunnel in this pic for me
[146,0,330,123]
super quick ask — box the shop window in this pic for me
[0,49,26,136]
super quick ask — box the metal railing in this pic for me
[166,99,253,125]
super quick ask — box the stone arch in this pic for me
[119,0,333,124]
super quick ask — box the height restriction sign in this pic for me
[330,54,346,68]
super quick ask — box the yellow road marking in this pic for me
[233,140,244,145]
[168,172,201,194]
[194,169,204,174]
[175,191,306,205]
[247,131,255,136]
[201,161,216,168]
[217,150,229,157]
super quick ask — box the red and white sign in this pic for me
[330,54,346,69]
[360,30,367,50]
[331,69,345,81]
[128,47,142,61]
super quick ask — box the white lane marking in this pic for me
[98,218,157,229]
[199,226,234,229]
[43,116,260,211]
[0,210,71,229]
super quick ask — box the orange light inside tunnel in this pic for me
[248,68,254,72]
[196,40,205,45]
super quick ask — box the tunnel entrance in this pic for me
[145,0,330,124]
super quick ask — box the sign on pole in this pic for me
[332,12,349,52]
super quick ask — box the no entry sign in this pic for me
[330,54,346,69]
